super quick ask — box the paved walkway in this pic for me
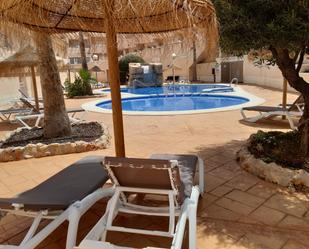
[0,85,308,249]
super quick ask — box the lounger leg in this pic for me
[285,113,296,130]
[188,211,197,249]
[20,212,44,246]
[66,206,82,249]
[240,109,247,119]
[197,157,205,196]
[188,186,199,249]
[16,117,31,129]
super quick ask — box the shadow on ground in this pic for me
[239,118,293,130]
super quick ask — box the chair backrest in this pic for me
[18,89,29,99]
[103,157,182,201]
[288,95,304,111]
[20,97,34,109]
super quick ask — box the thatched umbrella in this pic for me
[90,65,103,80]
[0,45,66,111]
[0,0,218,156]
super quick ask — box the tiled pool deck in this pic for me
[0,85,308,249]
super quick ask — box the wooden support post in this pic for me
[30,66,39,112]
[68,67,71,83]
[282,77,288,120]
[104,1,125,157]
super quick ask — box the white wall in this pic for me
[0,77,20,106]
[196,62,220,82]
[0,71,70,107]
[243,55,305,92]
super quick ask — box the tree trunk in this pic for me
[34,32,72,138]
[270,47,309,154]
[191,40,197,82]
[79,32,88,71]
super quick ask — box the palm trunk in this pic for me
[34,32,72,138]
[79,32,88,71]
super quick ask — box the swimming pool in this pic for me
[84,85,265,115]
[103,84,233,95]
[96,94,249,113]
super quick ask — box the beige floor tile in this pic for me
[200,204,242,221]
[249,206,286,226]
[264,194,309,218]
[197,193,219,214]
[197,232,237,249]
[281,239,309,249]
[209,166,239,181]
[225,173,261,191]
[278,215,309,231]
[246,181,278,199]
[225,190,265,208]
[210,185,233,197]
[205,174,227,192]
[233,232,288,249]
[215,197,255,216]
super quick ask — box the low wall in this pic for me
[243,56,299,93]
[0,71,69,106]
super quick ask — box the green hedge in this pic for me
[65,69,94,98]
[119,54,145,84]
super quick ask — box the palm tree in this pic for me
[78,32,88,71]
[34,32,71,138]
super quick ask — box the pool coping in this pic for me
[82,85,265,116]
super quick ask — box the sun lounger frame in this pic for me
[77,155,204,249]
[0,156,114,249]
[0,188,114,249]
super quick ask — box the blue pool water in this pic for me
[103,84,233,95]
[96,94,249,112]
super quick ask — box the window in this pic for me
[69,57,91,64]
[68,39,90,48]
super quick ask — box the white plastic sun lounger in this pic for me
[15,109,85,129]
[240,95,304,130]
[17,97,86,128]
[0,108,33,122]
[18,89,43,103]
[0,156,114,249]
[76,154,204,249]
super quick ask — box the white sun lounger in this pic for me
[17,97,86,128]
[240,95,304,130]
[76,154,204,249]
[0,156,114,249]
[15,109,85,129]
[0,108,34,122]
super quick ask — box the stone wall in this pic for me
[0,124,110,162]
[237,146,309,189]
[128,63,163,87]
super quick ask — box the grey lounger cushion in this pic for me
[150,154,198,199]
[0,108,32,114]
[0,156,108,211]
[242,106,285,112]
[66,108,85,113]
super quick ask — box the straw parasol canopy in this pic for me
[0,45,66,111]
[0,0,218,156]
[90,65,103,72]
[0,1,217,34]
[0,45,66,76]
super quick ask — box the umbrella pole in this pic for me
[105,4,125,157]
[30,66,39,112]
[282,77,287,120]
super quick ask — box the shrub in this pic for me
[119,54,145,84]
[65,69,94,97]
[248,130,307,170]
